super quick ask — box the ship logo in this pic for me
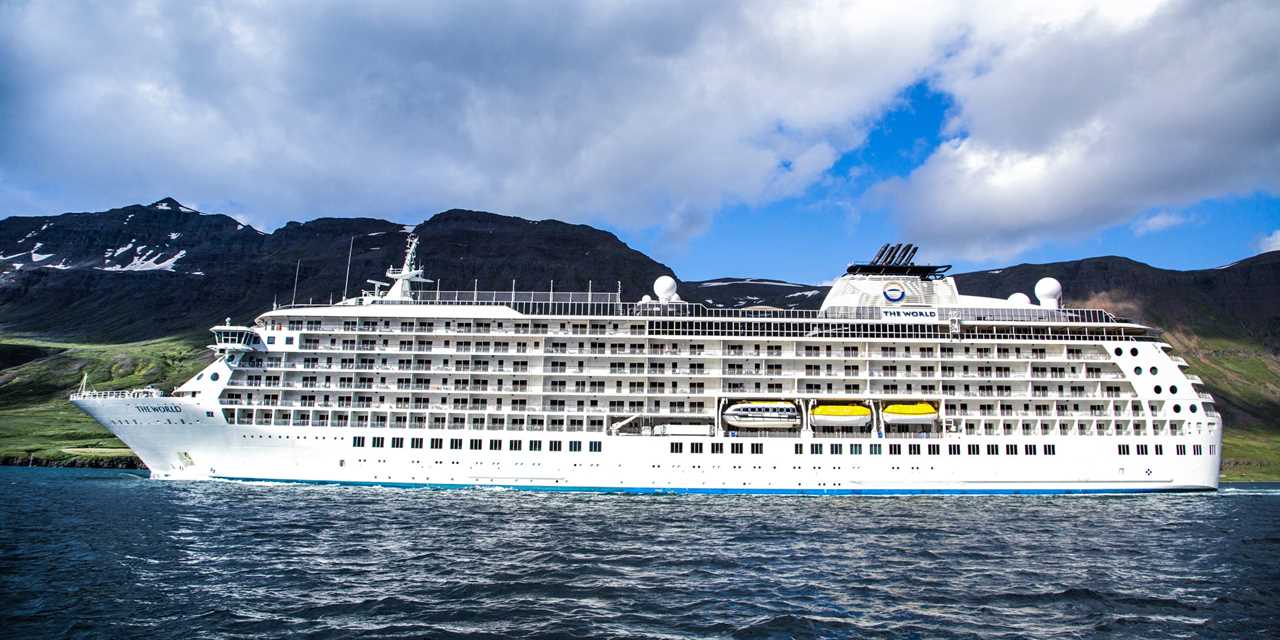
[882,282,907,302]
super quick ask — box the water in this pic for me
[2,468,1278,639]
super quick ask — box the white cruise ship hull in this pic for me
[74,395,1221,494]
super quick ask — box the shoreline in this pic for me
[0,452,144,470]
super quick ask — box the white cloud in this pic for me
[1259,230,1280,253]
[1131,211,1189,236]
[0,1,967,234]
[0,0,1275,260]
[869,0,1280,260]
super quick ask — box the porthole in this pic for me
[1130,348,1138,357]
[1170,385,1178,394]
[1190,405,1198,413]
[1134,367,1143,375]
[1173,404,1182,413]
[1114,347,1123,356]
[196,373,204,380]
[1154,385,1163,394]
[1150,367,1158,375]
[210,372,220,381]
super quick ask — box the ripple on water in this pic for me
[1,468,1278,639]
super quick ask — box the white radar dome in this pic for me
[1007,292,1031,305]
[1034,277,1062,309]
[653,275,678,302]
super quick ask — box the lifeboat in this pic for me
[810,404,872,428]
[881,402,939,425]
[723,401,800,429]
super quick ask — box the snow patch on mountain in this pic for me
[31,252,52,262]
[401,225,415,233]
[168,232,182,240]
[153,201,171,210]
[101,249,187,272]
[42,259,72,270]
[786,289,821,298]
[699,278,806,288]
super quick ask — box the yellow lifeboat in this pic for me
[881,402,938,425]
[810,404,872,428]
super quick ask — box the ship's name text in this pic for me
[136,405,183,414]
[882,308,938,320]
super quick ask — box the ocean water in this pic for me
[1,468,1278,639]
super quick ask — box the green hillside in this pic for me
[0,330,1275,480]
[0,335,211,466]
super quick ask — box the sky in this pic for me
[1,0,1277,284]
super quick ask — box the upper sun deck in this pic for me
[256,237,1143,331]
[264,289,1133,328]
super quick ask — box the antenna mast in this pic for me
[343,236,355,299]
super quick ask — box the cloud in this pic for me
[0,0,966,233]
[0,0,1276,260]
[1259,230,1280,253]
[868,0,1280,260]
[1131,211,1189,236]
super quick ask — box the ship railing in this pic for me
[70,388,164,400]
[284,295,1125,325]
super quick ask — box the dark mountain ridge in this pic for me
[0,199,675,340]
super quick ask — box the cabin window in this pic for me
[429,438,442,449]
[712,443,724,454]
[391,437,403,449]
[352,436,365,447]
[870,444,882,455]
[750,443,763,454]
[670,442,683,454]
[1044,444,1056,455]
[810,443,823,455]
[589,441,602,453]
[829,444,843,455]
[987,444,999,455]
[731,443,744,454]
[889,444,901,455]
[1118,444,1131,455]
[569,441,582,452]
[372,437,384,448]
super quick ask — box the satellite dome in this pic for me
[653,275,678,301]
[640,294,652,304]
[1034,277,1062,308]
[670,293,682,303]
[1007,292,1031,305]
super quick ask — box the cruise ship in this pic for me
[71,238,1223,493]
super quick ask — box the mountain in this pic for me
[678,278,826,310]
[0,199,675,341]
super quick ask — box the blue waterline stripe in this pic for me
[212,476,1216,495]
